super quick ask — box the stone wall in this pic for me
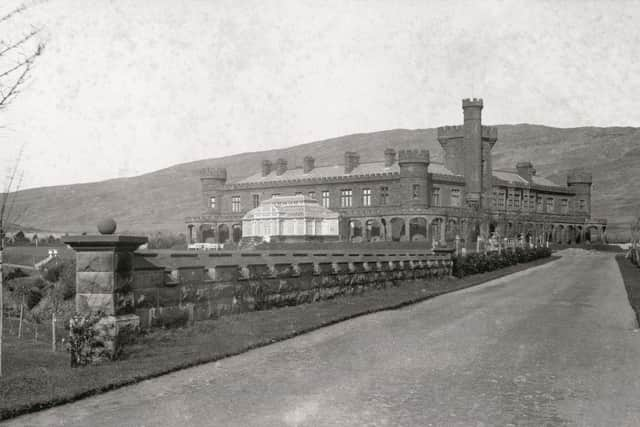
[131,249,454,328]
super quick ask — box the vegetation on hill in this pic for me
[4,125,639,236]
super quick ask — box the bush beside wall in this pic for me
[452,247,552,278]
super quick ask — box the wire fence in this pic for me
[1,311,67,351]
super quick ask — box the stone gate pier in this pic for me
[63,219,147,362]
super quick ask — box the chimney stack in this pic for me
[384,148,396,167]
[344,152,360,174]
[275,158,288,176]
[303,156,315,173]
[261,160,272,177]
[516,161,535,182]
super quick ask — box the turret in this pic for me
[398,149,430,208]
[303,156,315,173]
[200,168,227,213]
[384,148,396,167]
[462,98,484,207]
[567,171,592,215]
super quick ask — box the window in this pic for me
[537,196,543,212]
[252,194,260,208]
[523,193,528,209]
[231,196,241,213]
[362,188,371,206]
[561,199,569,214]
[308,191,316,200]
[340,189,353,208]
[412,184,420,200]
[497,191,505,209]
[451,188,461,207]
[514,190,521,209]
[209,196,216,209]
[546,197,554,212]
[380,186,389,205]
[579,199,586,211]
[507,191,513,209]
[322,191,330,208]
[431,187,440,207]
[272,193,280,198]
[295,191,303,196]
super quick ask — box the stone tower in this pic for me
[200,168,227,213]
[567,171,592,215]
[437,98,497,210]
[398,149,430,208]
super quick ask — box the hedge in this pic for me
[452,246,552,278]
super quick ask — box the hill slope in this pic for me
[8,124,640,235]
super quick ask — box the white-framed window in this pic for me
[308,191,316,200]
[537,196,543,212]
[380,186,389,205]
[579,199,586,211]
[451,188,461,207]
[322,190,330,208]
[340,189,353,208]
[497,191,505,209]
[362,188,371,206]
[412,184,420,200]
[546,197,554,212]
[431,187,440,207]
[231,196,241,212]
[209,196,216,209]
[252,194,260,208]
[561,199,569,214]
[514,190,521,209]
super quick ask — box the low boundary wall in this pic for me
[132,249,454,327]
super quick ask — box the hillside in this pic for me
[7,124,640,236]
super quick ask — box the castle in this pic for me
[185,99,607,247]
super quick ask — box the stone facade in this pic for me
[186,99,607,248]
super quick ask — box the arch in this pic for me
[390,217,406,242]
[200,224,216,243]
[430,217,444,243]
[567,225,576,244]
[446,218,458,243]
[586,225,600,243]
[232,223,242,243]
[556,225,565,244]
[409,217,427,241]
[349,219,363,241]
[218,224,230,244]
[576,225,583,244]
[365,219,382,242]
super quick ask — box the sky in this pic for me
[1,0,639,190]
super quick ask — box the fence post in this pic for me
[51,313,56,352]
[18,302,23,339]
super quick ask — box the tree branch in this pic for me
[0,27,40,58]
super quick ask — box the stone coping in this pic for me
[62,235,148,251]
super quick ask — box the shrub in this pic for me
[452,246,551,278]
[42,258,76,300]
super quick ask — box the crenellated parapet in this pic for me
[462,97,483,108]
[437,125,464,140]
[200,167,227,181]
[567,171,592,185]
[398,149,430,164]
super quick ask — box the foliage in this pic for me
[42,258,76,300]
[67,312,106,367]
[147,232,187,250]
[4,267,28,281]
[6,276,47,309]
[452,247,552,278]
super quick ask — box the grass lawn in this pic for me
[0,254,558,421]
[615,254,640,326]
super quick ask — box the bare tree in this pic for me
[0,2,45,377]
